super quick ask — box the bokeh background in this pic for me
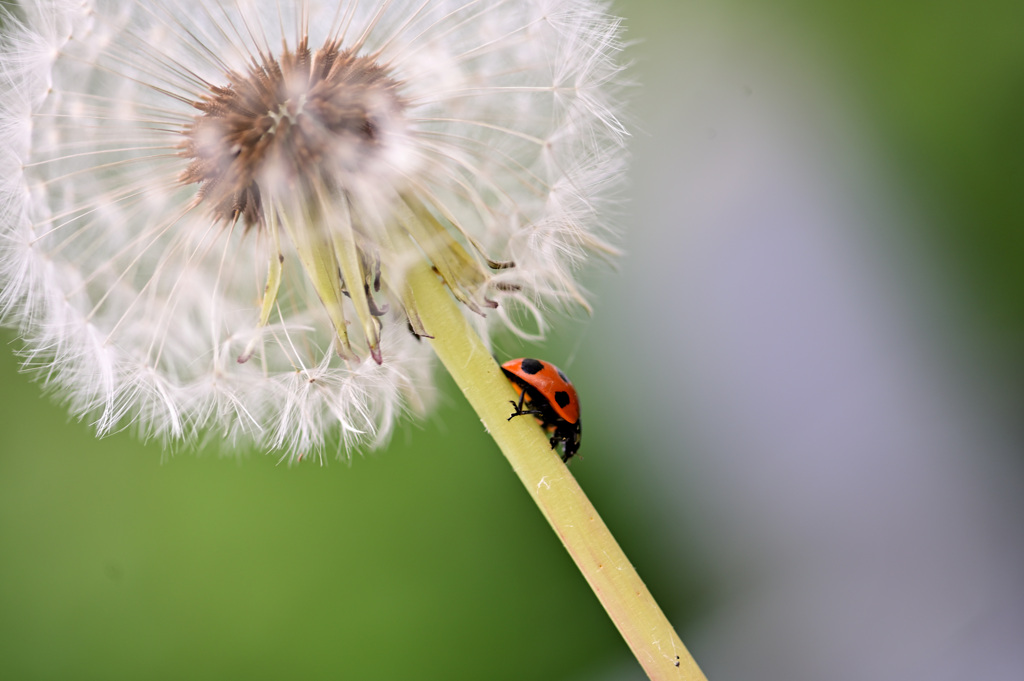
[3,1,1024,679]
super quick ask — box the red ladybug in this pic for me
[501,358,581,463]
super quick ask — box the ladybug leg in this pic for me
[507,389,528,421]
[507,390,543,421]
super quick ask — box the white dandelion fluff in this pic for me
[0,0,627,459]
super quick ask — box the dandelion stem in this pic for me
[407,261,707,681]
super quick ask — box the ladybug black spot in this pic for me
[556,368,569,382]
[554,390,571,408]
[520,358,544,374]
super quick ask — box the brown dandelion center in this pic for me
[180,38,406,227]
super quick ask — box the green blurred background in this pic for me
[4,1,1024,680]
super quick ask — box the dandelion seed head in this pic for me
[0,0,628,460]
[179,38,413,227]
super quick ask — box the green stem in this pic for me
[407,262,707,681]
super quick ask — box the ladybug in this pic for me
[501,358,581,463]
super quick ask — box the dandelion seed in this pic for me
[0,0,627,459]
